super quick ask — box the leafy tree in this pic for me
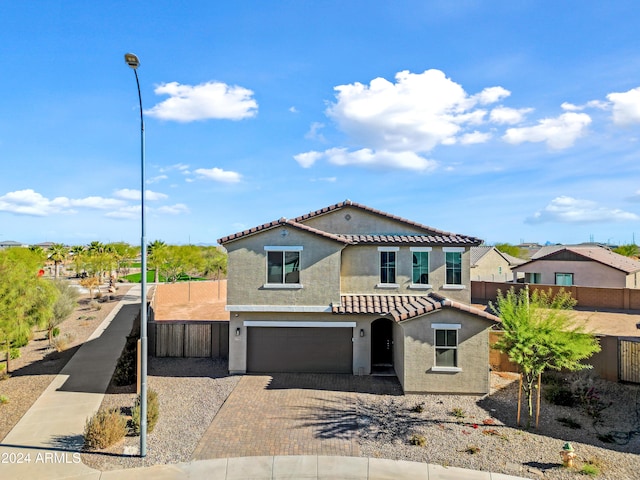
[494,243,525,259]
[491,287,600,428]
[80,276,102,299]
[48,243,68,279]
[201,246,227,279]
[70,245,86,276]
[613,244,639,258]
[107,242,138,278]
[48,281,80,344]
[160,245,203,282]
[0,248,58,372]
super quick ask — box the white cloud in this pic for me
[145,81,258,122]
[157,204,190,215]
[305,122,326,141]
[0,189,124,216]
[502,112,592,149]
[626,190,640,202]
[472,86,511,105]
[147,174,169,184]
[325,69,508,153]
[526,196,639,224]
[459,131,492,145]
[289,106,298,113]
[297,148,437,172]
[114,189,168,201]
[294,151,323,168]
[607,86,640,126]
[489,106,533,125]
[562,100,609,111]
[160,163,190,173]
[194,167,242,183]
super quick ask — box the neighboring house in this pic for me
[0,240,27,249]
[511,245,640,288]
[470,246,526,282]
[218,200,500,394]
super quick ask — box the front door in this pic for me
[371,318,393,367]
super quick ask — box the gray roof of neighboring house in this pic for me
[218,200,483,247]
[0,240,25,247]
[518,245,640,274]
[332,293,501,324]
[470,246,526,267]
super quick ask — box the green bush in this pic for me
[131,389,160,434]
[52,327,60,338]
[0,394,9,404]
[9,347,21,360]
[84,408,127,449]
[544,384,576,407]
[113,334,138,386]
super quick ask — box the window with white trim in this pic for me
[444,248,463,285]
[433,324,460,368]
[265,247,301,284]
[378,247,399,286]
[411,247,431,286]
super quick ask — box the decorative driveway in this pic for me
[192,374,402,460]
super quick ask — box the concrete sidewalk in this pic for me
[0,285,142,480]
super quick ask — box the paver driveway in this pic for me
[192,373,402,460]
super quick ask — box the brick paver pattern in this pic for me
[192,373,401,459]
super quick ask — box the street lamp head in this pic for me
[124,53,140,69]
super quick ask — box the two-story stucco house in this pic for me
[218,201,500,394]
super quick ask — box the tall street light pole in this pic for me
[124,52,148,457]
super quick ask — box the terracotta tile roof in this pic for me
[218,218,351,245]
[218,200,482,246]
[293,200,482,242]
[332,293,501,323]
[338,234,479,246]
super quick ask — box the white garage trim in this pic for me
[244,321,356,328]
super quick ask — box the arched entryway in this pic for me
[371,318,395,375]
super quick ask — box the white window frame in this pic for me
[443,247,465,290]
[410,247,432,289]
[264,246,303,288]
[377,246,399,288]
[431,323,462,372]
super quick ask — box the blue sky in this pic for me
[1,1,640,247]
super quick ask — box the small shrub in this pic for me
[451,407,466,419]
[131,389,160,434]
[409,434,426,446]
[52,327,61,338]
[410,403,424,413]
[464,445,481,454]
[544,384,576,407]
[577,386,611,420]
[52,333,75,352]
[95,291,103,299]
[12,331,30,348]
[84,408,127,449]
[9,347,21,360]
[580,463,600,477]
[89,300,102,311]
[556,416,581,429]
[0,395,9,404]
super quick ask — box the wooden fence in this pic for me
[148,320,229,358]
[490,331,640,384]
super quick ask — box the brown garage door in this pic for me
[247,327,353,373]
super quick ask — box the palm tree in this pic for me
[148,240,167,283]
[613,244,639,258]
[70,245,86,277]
[48,243,68,280]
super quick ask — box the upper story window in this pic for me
[265,246,302,286]
[411,247,431,287]
[378,247,399,287]
[443,247,464,287]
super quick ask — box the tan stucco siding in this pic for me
[471,249,514,282]
[225,226,343,306]
[340,245,471,303]
[300,206,433,235]
[399,310,491,394]
[514,260,627,288]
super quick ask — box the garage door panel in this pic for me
[247,327,352,373]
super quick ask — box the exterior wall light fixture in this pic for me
[360,329,365,337]
[236,328,241,336]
